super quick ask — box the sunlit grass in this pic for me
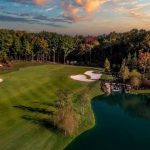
[0,63,101,150]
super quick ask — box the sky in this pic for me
[0,0,150,35]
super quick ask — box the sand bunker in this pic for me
[70,75,94,82]
[85,71,101,80]
[70,70,102,82]
[0,79,3,83]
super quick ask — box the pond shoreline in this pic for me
[65,93,150,150]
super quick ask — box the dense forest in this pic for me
[0,28,150,69]
[0,28,150,137]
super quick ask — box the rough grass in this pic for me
[131,89,150,94]
[0,62,101,150]
[100,74,113,80]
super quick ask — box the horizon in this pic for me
[0,0,150,35]
[0,27,149,36]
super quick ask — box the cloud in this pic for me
[7,0,33,4]
[4,0,108,22]
[33,0,49,5]
[60,0,108,22]
[75,0,106,13]
[31,0,107,22]
[129,3,150,18]
[115,1,150,21]
[61,1,83,22]
[0,6,4,10]
[0,12,66,27]
[0,14,33,23]
[6,0,52,5]
[33,14,72,23]
[3,0,150,25]
[45,6,56,12]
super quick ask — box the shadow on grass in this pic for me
[13,104,58,132]
[14,105,54,115]
[22,115,57,131]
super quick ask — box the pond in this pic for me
[65,93,150,150]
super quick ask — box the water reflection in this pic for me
[100,94,150,120]
[65,94,150,150]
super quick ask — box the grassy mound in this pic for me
[0,63,101,150]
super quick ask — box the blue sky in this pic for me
[0,0,150,35]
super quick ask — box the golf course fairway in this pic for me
[0,63,100,150]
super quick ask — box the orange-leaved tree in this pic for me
[138,52,150,73]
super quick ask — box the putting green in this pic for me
[0,64,100,150]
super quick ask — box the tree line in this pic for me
[0,28,150,67]
[103,50,150,90]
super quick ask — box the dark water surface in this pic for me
[65,94,150,150]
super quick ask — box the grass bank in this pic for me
[0,62,101,150]
[131,89,150,94]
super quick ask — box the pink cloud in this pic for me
[33,0,107,22]
[33,0,52,5]
[76,0,106,13]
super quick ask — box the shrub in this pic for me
[55,103,78,136]
[104,58,110,72]
[129,70,141,88]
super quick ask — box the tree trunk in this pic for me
[89,50,92,65]
[64,55,66,64]
[25,54,27,61]
[53,51,56,63]
[37,54,39,62]
[48,53,50,62]
[45,54,48,62]
[14,54,16,60]
[42,54,44,62]
[31,52,34,62]
[57,52,59,63]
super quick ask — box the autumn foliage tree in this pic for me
[55,103,78,136]
[34,37,48,62]
[61,35,76,64]
[132,52,138,67]
[119,66,130,82]
[129,69,141,88]
[84,36,99,64]
[104,58,110,72]
[127,53,132,66]
[0,31,13,61]
[54,89,78,136]
[138,52,150,73]
[0,29,149,67]
[22,40,32,60]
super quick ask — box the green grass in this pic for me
[0,61,44,74]
[131,89,150,94]
[100,74,113,80]
[0,63,101,150]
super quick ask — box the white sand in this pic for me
[70,70,102,82]
[0,79,3,83]
[70,75,94,82]
[84,71,102,80]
